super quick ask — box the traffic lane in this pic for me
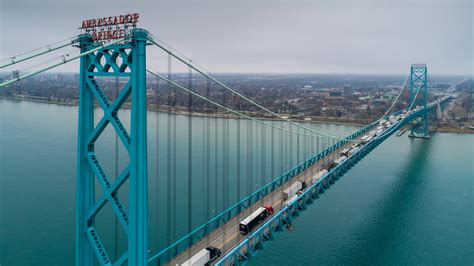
[169,139,351,265]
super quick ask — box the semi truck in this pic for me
[178,246,222,266]
[321,159,336,171]
[312,169,328,184]
[340,148,350,157]
[239,204,274,234]
[296,181,308,195]
[334,155,347,165]
[283,181,303,200]
[360,135,370,144]
[281,194,299,209]
[348,147,359,156]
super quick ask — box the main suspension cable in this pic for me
[147,34,409,142]
[0,37,128,89]
[372,74,410,124]
[0,36,78,69]
[374,79,424,140]
[146,67,360,140]
[147,35,358,141]
[15,48,79,75]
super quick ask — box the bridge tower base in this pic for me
[408,64,430,139]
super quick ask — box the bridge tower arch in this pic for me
[409,64,430,139]
[76,29,149,265]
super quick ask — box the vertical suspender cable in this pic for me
[310,127,315,178]
[166,53,172,246]
[221,88,227,249]
[270,120,275,206]
[260,122,267,187]
[155,67,160,250]
[237,106,241,204]
[205,79,211,222]
[114,76,119,260]
[171,55,177,245]
[279,121,284,176]
[249,121,254,193]
[284,123,288,171]
[255,122,259,190]
[214,111,218,214]
[247,120,251,196]
[202,91,206,221]
[221,92,226,211]
[297,126,300,163]
[223,89,229,207]
[204,78,211,246]
[305,128,308,160]
[187,65,193,248]
[289,123,293,167]
[317,135,320,155]
[286,123,289,170]
[236,103,242,244]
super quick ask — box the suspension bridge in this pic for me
[0,26,453,266]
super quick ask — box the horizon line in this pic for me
[0,71,471,78]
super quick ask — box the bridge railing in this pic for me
[148,116,388,264]
[214,105,450,265]
[150,96,453,264]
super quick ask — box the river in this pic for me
[0,99,472,265]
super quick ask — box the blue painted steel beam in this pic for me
[214,96,451,266]
[148,112,403,264]
[76,29,150,266]
[76,33,95,266]
[409,64,429,138]
[128,28,149,266]
[155,97,450,265]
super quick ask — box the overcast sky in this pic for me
[0,0,472,75]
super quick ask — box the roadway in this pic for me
[165,97,451,266]
[168,133,362,265]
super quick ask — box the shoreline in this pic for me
[2,96,472,134]
[433,125,474,134]
[0,96,367,126]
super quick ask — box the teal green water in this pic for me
[0,99,473,265]
[250,129,474,265]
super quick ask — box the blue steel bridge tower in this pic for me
[76,29,149,265]
[409,64,429,139]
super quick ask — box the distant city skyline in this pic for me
[0,0,472,75]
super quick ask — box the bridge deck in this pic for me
[166,96,451,266]
[168,134,355,266]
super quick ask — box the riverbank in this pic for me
[0,96,368,126]
[3,96,471,132]
[434,125,474,134]
[0,96,76,107]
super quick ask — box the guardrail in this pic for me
[214,109,423,265]
[149,97,451,264]
[148,116,386,264]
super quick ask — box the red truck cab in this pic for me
[263,204,274,215]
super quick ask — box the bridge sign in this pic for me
[79,13,139,41]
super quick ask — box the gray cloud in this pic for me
[1,0,472,75]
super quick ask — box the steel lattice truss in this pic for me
[409,64,429,138]
[84,44,133,265]
[77,29,149,266]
